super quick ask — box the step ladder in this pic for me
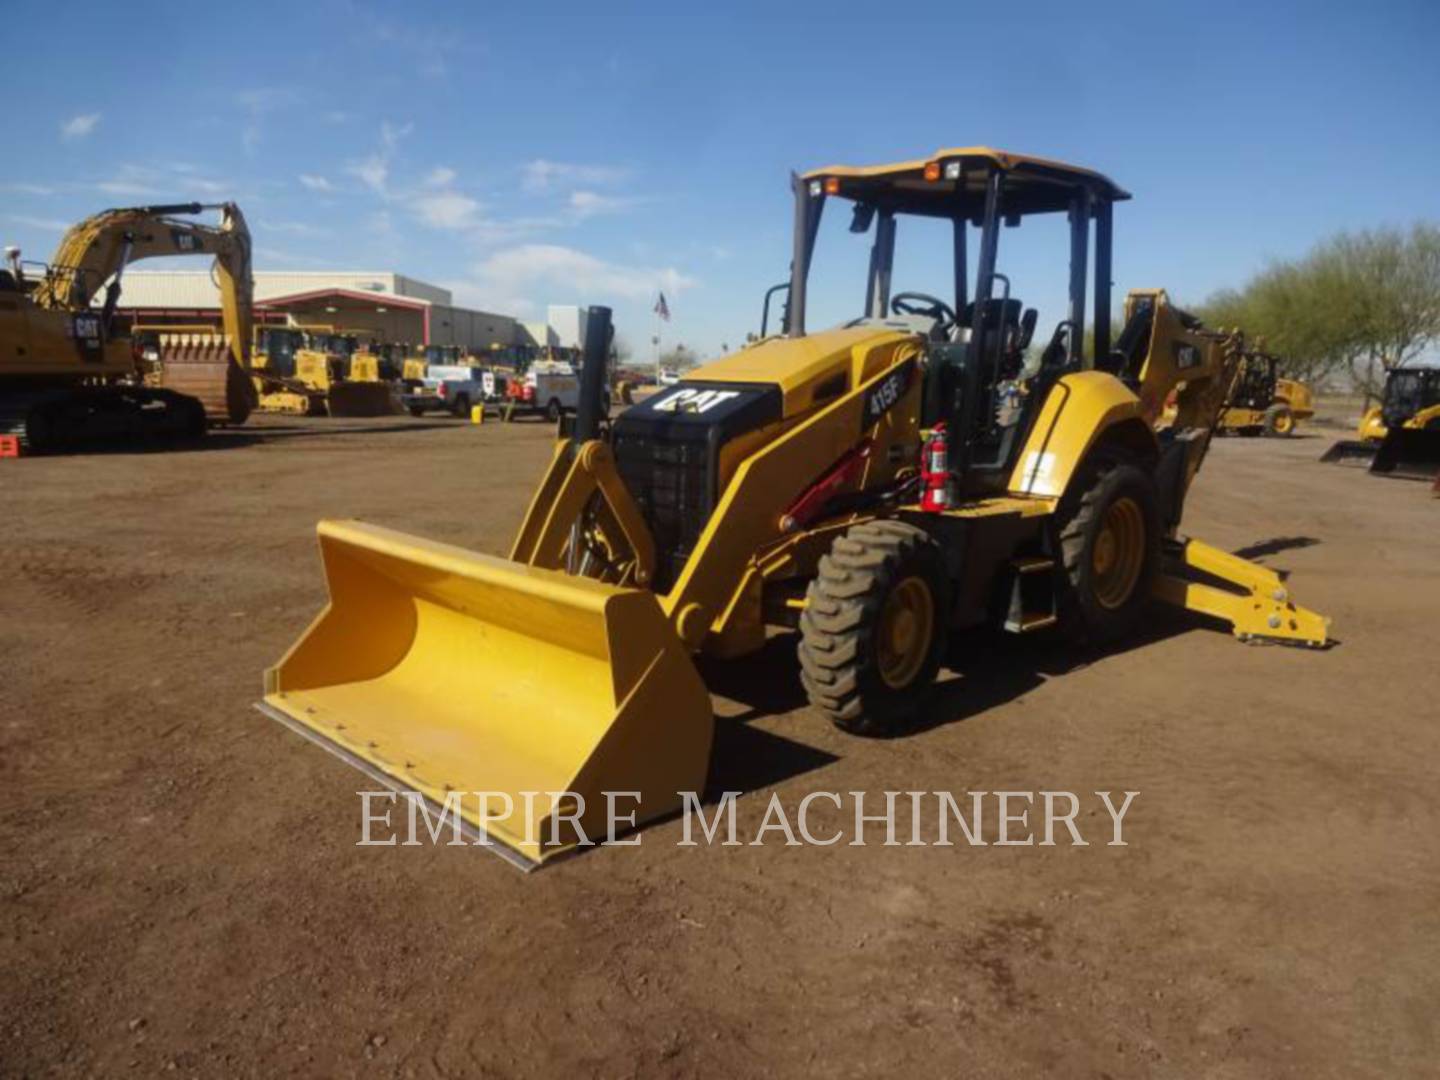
[1005,555,1057,633]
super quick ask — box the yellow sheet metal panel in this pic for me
[262,520,713,868]
[688,325,912,415]
[802,147,1127,198]
[1007,372,1151,498]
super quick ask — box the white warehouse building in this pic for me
[115,270,519,352]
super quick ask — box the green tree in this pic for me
[1196,223,1440,400]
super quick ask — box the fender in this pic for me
[1007,371,1157,498]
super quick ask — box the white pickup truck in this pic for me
[503,361,609,421]
[401,364,503,418]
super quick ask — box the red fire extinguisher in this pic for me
[920,423,951,512]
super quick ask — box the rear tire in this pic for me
[451,394,470,418]
[799,520,948,736]
[546,398,563,423]
[1054,454,1160,645]
[1264,405,1293,437]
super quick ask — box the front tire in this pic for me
[546,398,563,423]
[1055,454,1160,645]
[799,521,948,736]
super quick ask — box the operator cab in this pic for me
[773,147,1129,492]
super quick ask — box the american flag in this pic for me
[653,291,670,322]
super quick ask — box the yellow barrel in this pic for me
[260,520,713,868]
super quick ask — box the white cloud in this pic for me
[346,121,412,197]
[186,177,228,195]
[424,166,457,188]
[347,154,389,195]
[263,221,327,236]
[568,190,633,219]
[522,159,628,192]
[95,179,162,197]
[7,213,71,232]
[255,246,329,267]
[236,88,300,154]
[298,173,333,192]
[381,121,413,149]
[471,244,696,301]
[412,190,481,229]
[2,183,57,196]
[60,113,101,140]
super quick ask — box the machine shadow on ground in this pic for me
[694,591,1248,801]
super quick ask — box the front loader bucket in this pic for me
[326,382,402,417]
[259,520,713,869]
[1369,426,1440,480]
[1319,438,1378,467]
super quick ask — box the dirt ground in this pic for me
[2,407,1437,1079]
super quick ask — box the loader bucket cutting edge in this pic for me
[260,519,714,868]
[1319,439,1378,467]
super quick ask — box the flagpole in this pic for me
[652,292,663,384]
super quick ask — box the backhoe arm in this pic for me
[1124,288,1243,511]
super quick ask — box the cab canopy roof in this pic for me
[801,146,1130,219]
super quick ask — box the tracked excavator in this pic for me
[1,202,255,450]
[261,148,1331,869]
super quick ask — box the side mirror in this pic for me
[1017,308,1038,351]
[848,202,876,234]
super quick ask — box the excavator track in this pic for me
[0,384,207,453]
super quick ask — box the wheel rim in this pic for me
[876,577,934,689]
[1091,496,1146,610]
[1274,411,1293,434]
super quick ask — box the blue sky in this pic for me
[4,0,1437,358]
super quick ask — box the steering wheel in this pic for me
[890,292,957,333]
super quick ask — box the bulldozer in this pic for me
[1,202,255,450]
[261,147,1330,869]
[1217,349,1313,436]
[1320,364,1440,480]
[252,327,399,417]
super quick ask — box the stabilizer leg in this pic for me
[1153,537,1330,647]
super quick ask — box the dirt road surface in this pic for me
[2,414,1436,1078]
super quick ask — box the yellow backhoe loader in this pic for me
[1320,364,1440,480]
[261,148,1330,869]
[1,202,255,450]
[1217,350,1313,436]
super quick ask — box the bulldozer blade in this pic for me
[156,333,256,425]
[326,382,402,417]
[1368,426,1440,480]
[1154,537,1330,647]
[1319,438,1377,467]
[259,520,714,869]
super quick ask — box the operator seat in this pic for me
[959,298,1038,376]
